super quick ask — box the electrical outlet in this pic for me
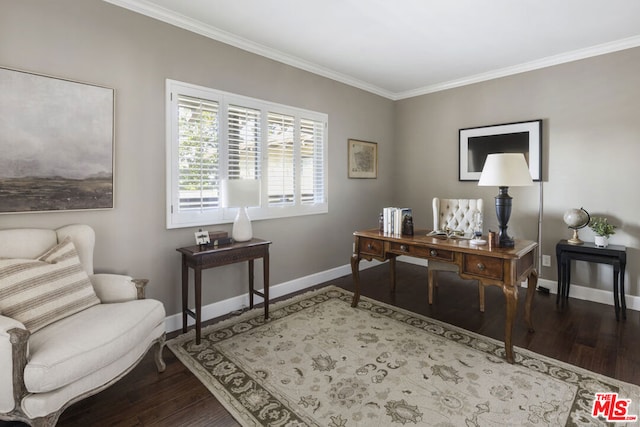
[542,255,551,267]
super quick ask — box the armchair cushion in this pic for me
[0,237,100,332]
[24,299,165,393]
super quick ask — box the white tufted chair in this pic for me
[429,198,485,311]
[0,224,166,426]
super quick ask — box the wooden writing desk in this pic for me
[350,229,538,363]
[177,238,271,344]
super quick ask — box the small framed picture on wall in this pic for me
[348,139,378,179]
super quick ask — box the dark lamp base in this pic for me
[500,237,515,248]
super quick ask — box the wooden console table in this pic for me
[556,240,627,320]
[350,229,538,363]
[177,238,271,344]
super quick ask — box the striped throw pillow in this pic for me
[0,237,100,332]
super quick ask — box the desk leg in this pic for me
[351,254,361,307]
[503,283,518,364]
[263,251,270,320]
[181,255,188,334]
[613,264,620,321]
[194,267,202,345]
[524,270,538,333]
[389,256,396,293]
[248,259,255,309]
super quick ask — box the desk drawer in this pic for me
[388,242,454,261]
[358,237,384,257]
[462,254,503,280]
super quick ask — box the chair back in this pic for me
[0,224,95,275]
[433,198,483,235]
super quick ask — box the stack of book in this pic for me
[382,207,413,236]
[208,230,234,247]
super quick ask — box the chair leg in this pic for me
[478,281,485,312]
[428,270,436,304]
[154,333,167,373]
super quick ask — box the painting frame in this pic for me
[459,119,542,181]
[0,67,115,213]
[348,139,378,179]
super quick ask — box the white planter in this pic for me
[594,235,609,248]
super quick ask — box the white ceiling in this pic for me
[106,0,640,100]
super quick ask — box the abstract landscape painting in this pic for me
[0,67,114,213]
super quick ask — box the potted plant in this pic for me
[589,217,617,247]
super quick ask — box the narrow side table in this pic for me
[177,238,271,344]
[556,240,627,320]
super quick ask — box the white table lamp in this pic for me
[478,153,533,247]
[221,179,261,242]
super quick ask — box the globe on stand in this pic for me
[563,207,590,245]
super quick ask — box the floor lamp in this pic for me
[221,179,261,242]
[478,153,533,248]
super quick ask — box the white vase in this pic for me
[594,235,608,248]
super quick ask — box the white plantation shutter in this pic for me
[167,79,328,229]
[177,94,219,211]
[228,105,261,180]
[300,118,325,205]
[268,112,295,206]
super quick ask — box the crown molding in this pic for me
[104,0,640,101]
[102,0,396,99]
[395,35,640,100]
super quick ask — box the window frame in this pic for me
[166,79,328,229]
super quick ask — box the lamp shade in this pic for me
[221,179,261,208]
[478,153,533,187]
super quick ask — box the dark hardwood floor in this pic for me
[4,262,640,426]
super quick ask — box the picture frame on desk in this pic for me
[459,119,542,181]
[348,139,377,179]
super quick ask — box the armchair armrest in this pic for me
[0,315,29,413]
[89,274,149,303]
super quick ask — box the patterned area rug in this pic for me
[168,286,640,426]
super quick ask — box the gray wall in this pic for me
[395,47,640,294]
[2,1,639,319]
[0,1,395,317]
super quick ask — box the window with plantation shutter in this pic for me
[268,112,295,206]
[228,105,261,180]
[166,79,328,229]
[177,95,219,212]
[300,118,325,205]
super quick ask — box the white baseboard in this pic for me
[536,277,640,312]
[164,260,383,333]
[166,257,637,333]
[399,256,640,311]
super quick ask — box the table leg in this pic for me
[263,250,270,320]
[181,255,188,333]
[556,252,562,305]
[565,257,571,301]
[613,263,620,321]
[351,254,361,307]
[194,267,202,345]
[248,259,255,309]
[621,263,626,320]
[503,283,518,364]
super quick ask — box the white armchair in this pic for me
[0,224,166,426]
[429,198,485,311]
